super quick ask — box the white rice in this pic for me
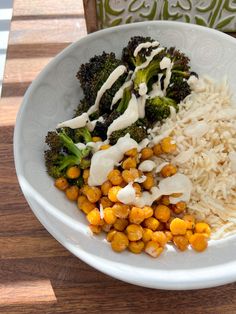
[151,76,236,239]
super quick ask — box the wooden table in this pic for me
[1,1,236,313]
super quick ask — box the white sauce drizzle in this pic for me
[135,47,164,72]
[117,182,136,205]
[110,80,133,110]
[134,173,192,207]
[138,83,147,96]
[57,112,89,129]
[160,57,173,95]
[149,74,164,98]
[133,41,160,57]
[87,65,127,115]
[138,160,156,172]
[87,116,104,132]
[88,134,138,186]
[107,94,139,136]
[137,95,146,118]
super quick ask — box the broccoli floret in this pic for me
[145,96,178,124]
[167,47,190,72]
[166,75,191,103]
[44,130,92,178]
[122,36,156,69]
[73,127,92,144]
[109,119,148,145]
[76,52,127,114]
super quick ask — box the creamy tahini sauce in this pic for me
[117,182,136,204]
[110,80,133,109]
[133,41,160,57]
[149,74,164,98]
[88,134,139,186]
[57,112,89,129]
[134,173,192,207]
[135,47,164,72]
[137,95,146,118]
[87,65,127,115]
[160,57,173,95]
[107,94,139,136]
[138,160,156,172]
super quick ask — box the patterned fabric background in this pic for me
[96,0,236,31]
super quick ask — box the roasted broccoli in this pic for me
[122,36,156,69]
[44,129,92,178]
[109,119,148,145]
[166,74,191,103]
[76,52,127,115]
[145,96,178,124]
[73,126,92,144]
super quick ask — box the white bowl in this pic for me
[14,21,236,290]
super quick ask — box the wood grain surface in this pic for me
[0,1,236,313]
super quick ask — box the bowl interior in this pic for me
[14,21,236,289]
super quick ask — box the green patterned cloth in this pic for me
[97,0,236,31]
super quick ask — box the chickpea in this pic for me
[160,164,177,177]
[65,185,79,201]
[86,187,102,203]
[101,180,113,196]
[151,231,167,247]
[141,147,154,160]
[152,143,163,156]
[129,207,146,224]
[189,233,208,252]
[143,217,160,231]
[133,183,142,196]
[103,207,117,225]
[165,231,173,242]
[111,232,129,252]
[143,206,154,219]
[113,203,130,219]
[172,201,186,214]
[108,169,123,186]
[114,218,129,231]
[128,240,145,254]
[173,235,189,251]
[142,228,153,242]
[125,148,138,157]
[195,222,211,237]
[154,204,171,223]
[108,186,122,202]
[55,177,69,191]
[106,229,117,242]
[86,208,102,225]
[122,168,140,183]
[145,241,163,258]
[126,224,143,241]
[142,173,154,190]
[66,166,81,179]
[183,215,195,230]
[82,169,90,182]
[170,218,187,235]
[160,137,176,153]
[122,157,137,170]
[79,199,96,214]
[89,224,102,234]
[100,196,113,209]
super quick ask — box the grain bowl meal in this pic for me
[44,36,236,257]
